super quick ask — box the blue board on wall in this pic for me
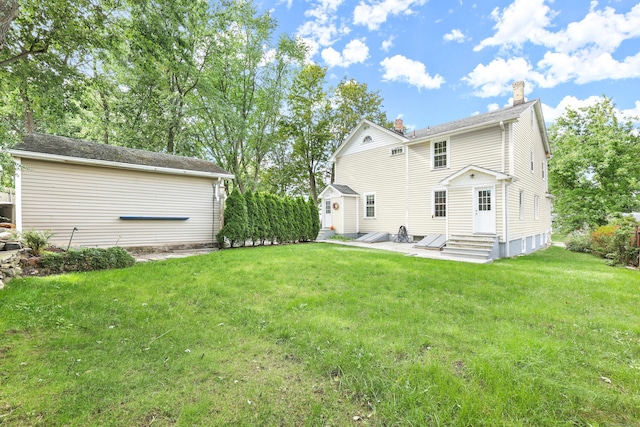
[119,216,189,220]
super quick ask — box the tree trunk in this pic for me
[19,86,35,133]
[0,0,18,50]
[308,167,317,205]
[167,125,175,154]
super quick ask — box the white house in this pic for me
[319,81,552,261]
[9,133,234,248]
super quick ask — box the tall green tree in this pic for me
[329,78,390,182]
[194,0,305,192]
[280,64,331,203]
[0,0,114,139]
[112,0,211,154]
[548,97,640,230]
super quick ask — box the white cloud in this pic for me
[621,100,640,121]
[471,2,640,87]
[380,55,445,90]
[381,36,395,51]
[541,95,604,123]
[296,0,350,61]
[443,29,466,43]
[474,0,555,51]
[321,38,370,67]
[353,0,427,31]
[487,103,499,111]
[542,96,640,124]
[462,57,542,98]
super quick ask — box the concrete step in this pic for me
[317,228,335,240]
[441,247,491,259]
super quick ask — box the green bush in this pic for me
[19,228,54,256]
[565,230,591,253]
[590,224,618,257]
[216,189,248,248]
[40,247,135,274]
[606,217,639,267]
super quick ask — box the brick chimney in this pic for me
[512,80,525,106]
[394,118,404,134]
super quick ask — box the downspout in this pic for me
[213,178,221,244]
[500,121,508,257]
[356,195,360,234]
[405,144,410,232]
[14,157,22,232]
[500,121,505,173]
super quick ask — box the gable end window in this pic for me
[432,139,448,169]
[364,193,376,218]
[433,190,447,218]
[390,147,404,156]
[362,135,372,144]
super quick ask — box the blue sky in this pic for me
[258,0,640,130]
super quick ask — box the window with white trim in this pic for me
[432,139,448,169]
[364,193,376,218]
[325,200,331,214]
[433,190,447,218]
[390,147,404,156]
[519,190,525,220]
[534,195,540,219]
[541,161,546,180]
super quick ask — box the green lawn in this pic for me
[1,244,639,426]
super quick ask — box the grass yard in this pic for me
[1,244,639,426]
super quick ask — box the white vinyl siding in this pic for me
[519,190,525,220]
[534,195,540,219]
[335,126,405,234]
[508,105,552,240]
[17,158,220,248]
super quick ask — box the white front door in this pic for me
[474,187,496,234]
[322,199,332,228]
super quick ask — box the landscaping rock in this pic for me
[4,242,22,251]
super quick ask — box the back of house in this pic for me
[320,81,552,261]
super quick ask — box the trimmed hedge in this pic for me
[40,247,136,274]
[217,191,319,248]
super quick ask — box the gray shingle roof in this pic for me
[407,100,538,140]
[331,184,358,195]
[13,133,232,176]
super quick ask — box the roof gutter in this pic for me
[8,149,235,180]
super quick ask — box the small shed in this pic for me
[9,133,234,248]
